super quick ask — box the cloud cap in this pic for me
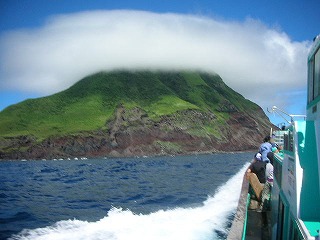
[0,10,311,115]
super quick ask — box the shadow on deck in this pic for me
[246,210,271,240]
[227,174,271,240]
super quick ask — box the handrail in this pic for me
[227,173,249,240]
[242,193,250,240]
[267,106,306,125]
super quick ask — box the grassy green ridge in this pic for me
[0,70,260,139]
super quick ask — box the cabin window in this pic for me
[284,133,288,150]
[284,131,293,152]
[315,48,320,99]
[308,57,314,103]
[277,200,285,240]
[289,219,299,240]
[308,47,320,103]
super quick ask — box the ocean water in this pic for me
[0,153,252,240]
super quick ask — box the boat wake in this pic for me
[9,163,250,240]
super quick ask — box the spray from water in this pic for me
[10,163,250,240]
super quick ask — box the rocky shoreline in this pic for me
[1,107,272,160]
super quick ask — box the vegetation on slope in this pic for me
[0,70,261,140]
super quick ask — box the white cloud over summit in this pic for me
[0,10,311,117]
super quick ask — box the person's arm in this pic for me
[247,160,256,173]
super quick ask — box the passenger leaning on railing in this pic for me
[246,153,266,204]
[247,153,266,183]
[258,151,274,212]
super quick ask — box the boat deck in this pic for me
[246,210,271,240]
[227,174,271,240]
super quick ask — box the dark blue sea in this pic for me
[0,153,252,240]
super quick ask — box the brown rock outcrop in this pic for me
[0,106,273,160]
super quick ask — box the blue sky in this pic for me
[1,0,319,125]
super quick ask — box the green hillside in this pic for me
[0,70,260,139]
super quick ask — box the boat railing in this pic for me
[267,106,306,125]
[227,173,250,240]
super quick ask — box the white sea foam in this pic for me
[10,163,250,240]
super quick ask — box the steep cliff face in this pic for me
[0,71,274,160]
[0,106,272,159]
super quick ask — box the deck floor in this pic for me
[246,210,271,240]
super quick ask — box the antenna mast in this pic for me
[267,106,306,125]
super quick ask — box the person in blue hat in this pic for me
[259,136,272,162]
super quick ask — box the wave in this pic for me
[9,163,250,240]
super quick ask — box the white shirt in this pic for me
[265,162,273,186]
